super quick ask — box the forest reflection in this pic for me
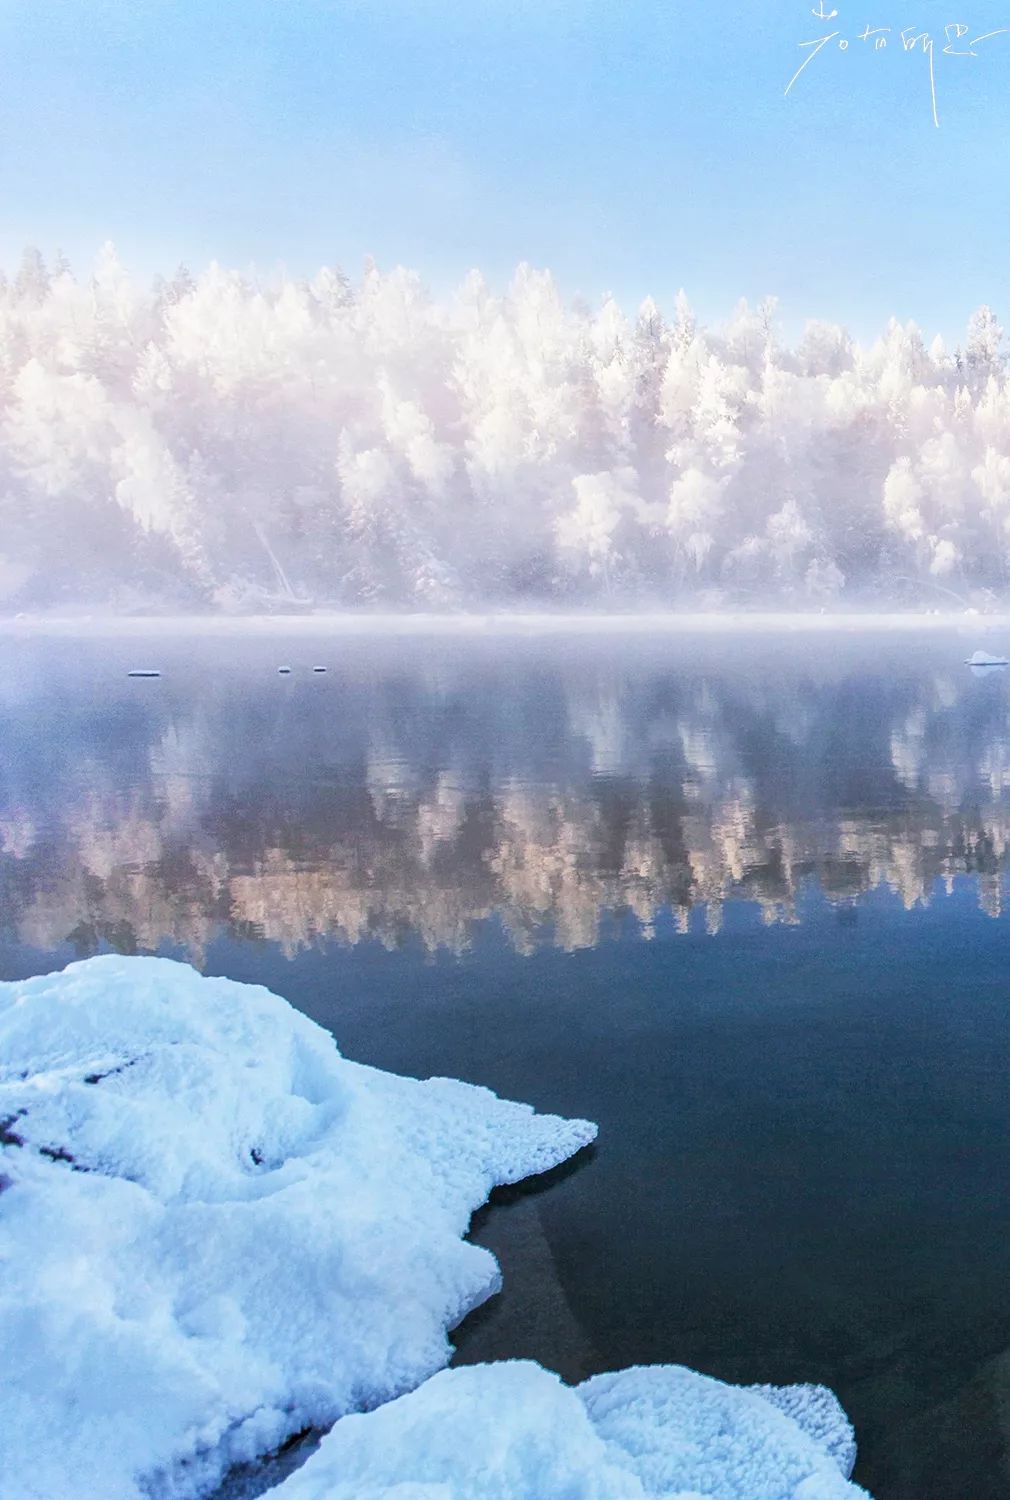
[2,641,1010,965]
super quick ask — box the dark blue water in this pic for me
[4,626,1010,1497]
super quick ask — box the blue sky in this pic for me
[0,0,1008,339]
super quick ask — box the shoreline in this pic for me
[2,609,1009,637]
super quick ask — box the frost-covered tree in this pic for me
[0,244,1009,611]
[966,305,1005,385]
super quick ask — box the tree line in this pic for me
[1,245,1007,611]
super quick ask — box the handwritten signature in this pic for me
[785,4,1009,126]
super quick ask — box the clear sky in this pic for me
[1,0,1008,340]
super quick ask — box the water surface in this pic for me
[3,626,1010,1497]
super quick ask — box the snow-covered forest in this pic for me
[3,245,1010,612]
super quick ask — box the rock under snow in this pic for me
[0,956,597,1500]
[263,1360,869,1499]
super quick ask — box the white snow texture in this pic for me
[0,956,595,1500]
[0,955,869,1500]
[265,1361,867,1500]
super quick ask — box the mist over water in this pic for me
[4,626,1010,1496]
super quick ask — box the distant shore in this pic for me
[3,610,1010,637]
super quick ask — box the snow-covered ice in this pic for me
[0,955,871,1500]
[966,649,1009,666]
[263,1361,868,1499]
[0,956,596,1500]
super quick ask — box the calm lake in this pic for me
[4,624,1010,1498]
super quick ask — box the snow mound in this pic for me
[0,956,597,1500]
[747,1382,858,1480]
[264,1361,868,1499]
[966,649,1009,666]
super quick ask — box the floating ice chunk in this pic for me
[0,957,596,1500]
[277,666,292,674]
[266,1361,868,1500]
[966,650,1009,667]
[313,666,327,673]
[127,669,161,677]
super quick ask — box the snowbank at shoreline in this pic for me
[0,957,596,1500]
[0,955,870,1500]
[265,1361,868,1500]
